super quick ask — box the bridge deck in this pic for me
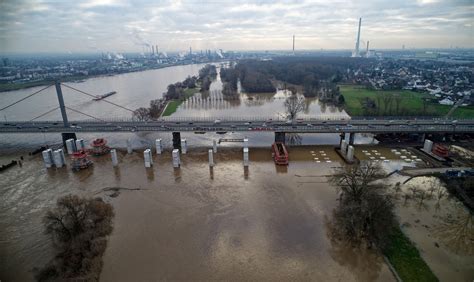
[1,118,473,134]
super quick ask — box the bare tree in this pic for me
[330,161,387,203]
[36,195,114,281]
[149,99,163,119]
[329,162,396,248]
[433,207,474,255]
[284,95,305,120]
[132,107,151,121]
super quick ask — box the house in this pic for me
[439,98,454,105]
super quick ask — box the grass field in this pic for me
[340,85,474,118]
[161,87,199,117]
[384,227,438,282]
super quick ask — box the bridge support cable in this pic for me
[60,83,134,113]
[0,84,53,111]
[29,106,60,121]
[65,106,107,122]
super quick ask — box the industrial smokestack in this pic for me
[292,35,295,53]
[152,45,155,55]
[156,45,158,54]
[353,17,362,57]
[366,41,370,58]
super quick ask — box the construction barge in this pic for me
[93,91,116,101]
[272,142,289,165]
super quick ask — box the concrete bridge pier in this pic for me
[275,132,286,143]
[172,132,181,149]
[339,133,345,147]
[61,133,77,148]
[418,133,426,143]
[348,133,355,145]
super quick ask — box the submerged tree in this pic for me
[132,107,151,121]
[35,195,114,281]
[284,95,305,120]
[329,162,396,249]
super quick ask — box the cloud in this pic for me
[0,0,473,53]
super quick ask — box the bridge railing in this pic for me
[8,115,473,124]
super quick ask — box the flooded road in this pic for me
[1,147,395,282]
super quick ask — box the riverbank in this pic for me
[162,87,201,116]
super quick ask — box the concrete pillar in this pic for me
[243,138,249,149]
[341,140,348,155]
[243,147,249,167]
[349,133,355,145]
[418,133,426,143]
[127,138,132,154]
[65,138,76,154]
[61,133,76,148]
[155,139,162,155]
[208,149,214,167]
[144,149,153,167]
[347,145,354,162]
[275,132,285,143]
[42,149,53,168]
[423,139,433,153]
[172,132,181,149]
[339,133,345,147]
[53,149,64,167]
[59,149,66,165]
[110,149,118,167]
[75,139,85,151]
[172,149,180,168]
[213,139,217,153]
[181,138,187,154]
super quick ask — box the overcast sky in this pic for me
[0,0,472,54]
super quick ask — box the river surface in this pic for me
[1,147,398,281]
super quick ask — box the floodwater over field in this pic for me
[1,147,395,281]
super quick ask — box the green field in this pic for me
[161,87,199,117]
[340,85,474,118]
[384,227,438,282]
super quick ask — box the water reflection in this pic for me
[173,66,348,119]
[146,167,154,181]
[324,215,387,281]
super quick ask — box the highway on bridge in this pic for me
[1,117,474,134]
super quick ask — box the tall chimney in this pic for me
[152,45,155,55]
[366,41,370,58]
[156,45,159,54]
[292,35,295,53]
[353,17,362,57]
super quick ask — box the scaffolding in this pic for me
[71,150,93,171]
[90,138,110,156]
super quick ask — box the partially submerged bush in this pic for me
[35,195,114,281]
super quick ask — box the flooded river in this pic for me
[1,147,396,281]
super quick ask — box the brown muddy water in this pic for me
[1,146,396,282]
[392,176,474,282]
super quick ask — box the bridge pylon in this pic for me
[55,81,76,145]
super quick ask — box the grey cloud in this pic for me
[0,0,473,53]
